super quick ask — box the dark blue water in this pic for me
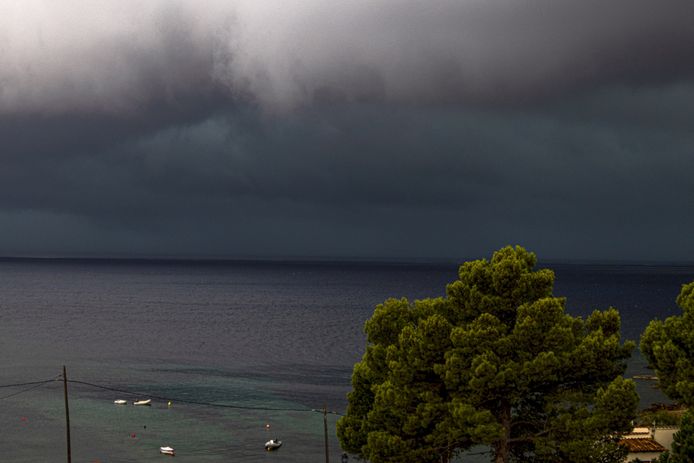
[0,259,692,462]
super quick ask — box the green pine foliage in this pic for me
[671,411,694,463]
[655,411,694,463]
[641,282,694,406]
[337,245,637,463]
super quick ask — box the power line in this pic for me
[66,379,322,413]
[0,377,60,400]
[0,378,59,389]
[0,376,345,415]
[1,373,349,459]
[312,408,345,417]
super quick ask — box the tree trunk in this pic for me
[439,447,450,463]
[494,400,512,463]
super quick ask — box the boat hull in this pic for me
[265,440,282,451]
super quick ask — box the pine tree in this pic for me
[338,245,637,463]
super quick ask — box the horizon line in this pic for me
[1,254,693,267]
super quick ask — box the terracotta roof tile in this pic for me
[618,438,666,452]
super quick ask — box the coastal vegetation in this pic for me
[337,246,638,463]
[652,410,694,463]
[641,281,694,463]
[637,403,685,427]
[641,281,694,407]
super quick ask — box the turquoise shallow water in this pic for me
[2,364,345,462]
[0,259,693,461]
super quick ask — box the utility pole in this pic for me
[63,365,72,463]
[323,404,330,463]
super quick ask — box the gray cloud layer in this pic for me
[2,0,693,113]
[1,1,694,261]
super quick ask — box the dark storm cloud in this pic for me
[2,1,694,260]
[2,87,694,260]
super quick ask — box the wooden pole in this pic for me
[63,365,72,463]
[323,405,330,463]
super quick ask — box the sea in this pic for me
[0,258,693,462]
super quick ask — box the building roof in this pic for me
[621,427,653,439]
[631,427,651,434]
[619,438,667,452]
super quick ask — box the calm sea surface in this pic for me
[0,259,693,462]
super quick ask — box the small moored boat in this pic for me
[114,399,127,405]
[159,446,175,456]
[265,439,282,451]
[133,399,152,406]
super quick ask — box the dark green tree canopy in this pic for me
[654,411,694,463]
[338,246,637,463]
[641,281,694,406]
[671,411,694,463]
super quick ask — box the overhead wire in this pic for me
[0,378,59,389]
[0,375,345,415]
[66,379,339,414]
[0,376,61,400]
[0,375,345,459]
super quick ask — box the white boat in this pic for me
[265,439,282,451]
[159,446,175,456]
[133,399,152,406]
[114,399,127,405]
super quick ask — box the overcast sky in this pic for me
[1,0,693,262]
